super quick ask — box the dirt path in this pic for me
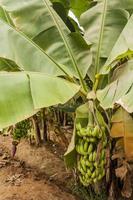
[0,136,78,200]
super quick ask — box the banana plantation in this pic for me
[0,0,133,199]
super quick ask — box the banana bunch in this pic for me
[76,123,107,186]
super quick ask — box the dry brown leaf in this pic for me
[108,181,116,200]
[111,122,124,137]
[111,108,133,160]
[96,141,103,162]
[106,147,110,183]
[112,153,125,160]
[115,165,127,180]
[121,173,132,198]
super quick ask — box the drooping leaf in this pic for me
[0,72,36,129]
[1,0,92,79]
[0,72,80,129]
[111,107,133,160]
[80,0,130,80]
[29,73,80,109]
[97,60,133,113]
[64,103,89,168]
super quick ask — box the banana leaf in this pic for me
[0,71,80,129]
[97,60,133,113]
[111,107,133,160]
[80,0,130,80]
[1,0,92,79]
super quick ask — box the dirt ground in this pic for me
[0,136,78,200]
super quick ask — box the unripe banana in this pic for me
[101,169,105,177]
[97,174,102,181]
[91,171,96,179]
[80,128,87,136]
[87,169,91,177]
[84,141,88,152]
[89,137,97,143]
[79,141,88,155]
[95,169,99,177]
[77,130,82,137]
[93,178,97,183]
[85,160,92,167]
[76,144,80,154]
[76,123,82,131]
[90,166,94,172]
[92,126,98,137]
[79,166,85,176]
[76,122,107,186]
[88,144,93,154]
[103,138,107,147]
[80,160,87,172]
[94,161,98,168]
[92,151,97,162]
[89,152,93,162]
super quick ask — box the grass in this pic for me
[72,182,107,200]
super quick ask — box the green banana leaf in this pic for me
[70,0,91,19]
[0,19,68,76]
[101,14,133,74]
[1,0,92,79]
[0,72,80,129]
[80,0,130,80]
[64,103,89,168]
[97,60,133,113]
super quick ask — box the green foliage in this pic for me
[80,0,130,80]
[97,59,133,113]
[13,119,31,140]
[72,183,107,200]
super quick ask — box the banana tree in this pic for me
[0,0,93,129]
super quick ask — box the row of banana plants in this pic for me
[0,0,133,198]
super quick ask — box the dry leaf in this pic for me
[112,153,125,160]
[108,181,116,200]
[121,173,132,198]
[111,108,133,160]
[96,141,103,162]
[115,165,127,180]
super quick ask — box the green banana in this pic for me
[89,153,93,162]
[88,144,93,154]
[77,130,82,137]
[87,169,91,177]
[85,160,92,167]
[89,137,97,143]
[91,171,96,179]
[91,126,99,137]
[80,128,87,136]
[84,141,88,152]
[92,151,97,162]
[80,159,87,172]
[76,123,82,132]
[76,121,107,186]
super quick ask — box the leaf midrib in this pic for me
[95,0,108,74]
[0,18,69,76]
[43,0,87,91]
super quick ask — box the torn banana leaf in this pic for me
[111,107,133,160]
[97,60,133,113]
